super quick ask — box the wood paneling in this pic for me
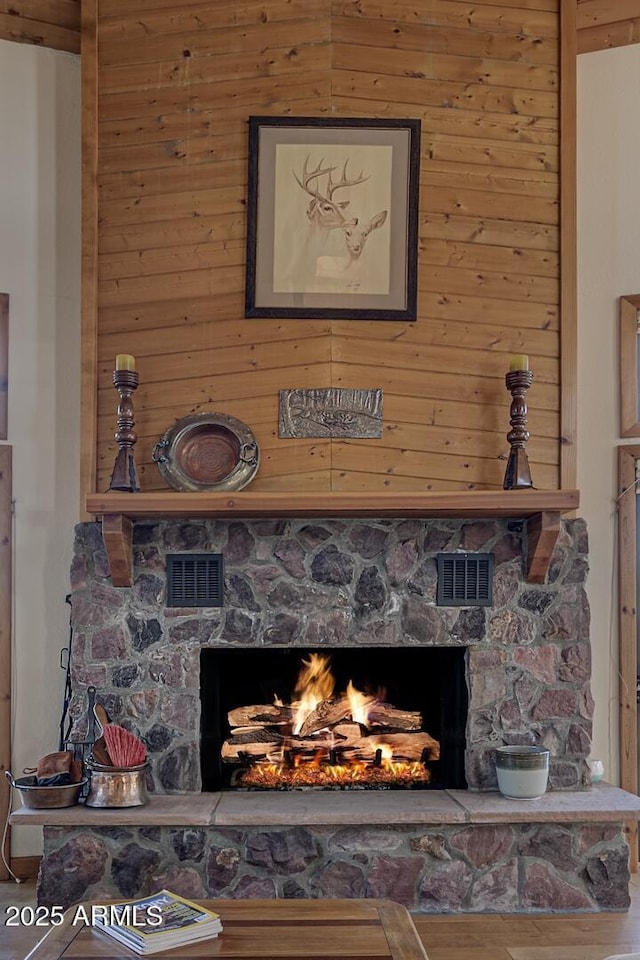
[0,293,7,440]
[578,0,640,53]
[14,0,632,70]
[9,855,41,879]
[618,444,640,859]
[560,0,578,488]
[80,0,98,518]
[0,445,12,882]
[84,0,571,499]
[0,1,80,53]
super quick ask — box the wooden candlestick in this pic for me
[503,368,534,490]
[108,368,140,492]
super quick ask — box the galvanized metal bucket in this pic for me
[84,760,148,807]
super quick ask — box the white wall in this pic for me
[577,44,640,786]
[0,39,81,856]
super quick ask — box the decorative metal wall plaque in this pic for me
[279,388,383,439]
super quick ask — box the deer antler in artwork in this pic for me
[293,156,367,232]
[292,156,337,199]
[326,160,369,200]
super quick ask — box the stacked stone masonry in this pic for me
[39,821,628,913]
[33,516,630,915]
[69,517,592,792]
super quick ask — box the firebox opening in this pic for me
[200,647,468,791]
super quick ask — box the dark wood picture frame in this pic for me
[245,116,420,321]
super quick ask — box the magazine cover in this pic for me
[94,890,222,954]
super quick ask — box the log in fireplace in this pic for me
[200,647,468,791]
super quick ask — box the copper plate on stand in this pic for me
[153,412,259,492]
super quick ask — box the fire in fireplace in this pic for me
[200,647,468,790]
[224,652,439,788]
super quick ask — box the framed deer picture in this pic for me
[245,116,420,321]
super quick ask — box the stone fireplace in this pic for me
[68,515,592,794]
[27,513,634,915]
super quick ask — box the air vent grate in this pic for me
[166,554,224,607]
[436,553,493,606]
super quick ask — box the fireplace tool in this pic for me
[59,684,102,799]
[63,680,98,757]
[58,594,74,751]
[59,595,107,798]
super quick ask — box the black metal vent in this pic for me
[436,553,493,606]
[166,554,224,607]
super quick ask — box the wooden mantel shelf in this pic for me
[85,489,579,588]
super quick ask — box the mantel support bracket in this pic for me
[102,514,133,588]
[99,510,563,589]
[524,511,561,584]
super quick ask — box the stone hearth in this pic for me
[15,787,640,913]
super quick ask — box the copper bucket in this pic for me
[84,760,148,807]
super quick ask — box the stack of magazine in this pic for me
[94,889,223,955]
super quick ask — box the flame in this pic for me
[238,755,431,789]
[346,679,376,726]
[291,653,335,735]
[371,742,394,763]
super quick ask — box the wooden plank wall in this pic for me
[0,0,80,53]
[578,0,640,53]
[10,1,638,62]
[86,0,563,496]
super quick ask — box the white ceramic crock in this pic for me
[495,746,549,800]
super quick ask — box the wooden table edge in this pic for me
[377,900,430,960]
[24,897,430,960]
